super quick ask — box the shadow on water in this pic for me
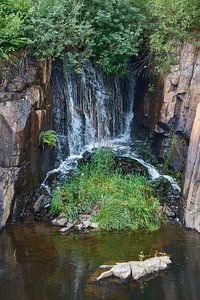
[0,223,200,300]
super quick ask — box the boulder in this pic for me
[96,256,172,282]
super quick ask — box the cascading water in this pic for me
[43,59,180,206]
[43,60,133,182]
[63,60,132,154]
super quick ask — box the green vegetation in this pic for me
[148,0,200,72]
[0,0,30,59]
[84,0,145,74]
[42,130,57,147]
[1,0,200,73]
[51,148,163,231]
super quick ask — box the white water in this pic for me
[43,61,180,197]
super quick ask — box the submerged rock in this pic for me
[96,256,172,282]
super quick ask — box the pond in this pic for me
[0,223,199,300]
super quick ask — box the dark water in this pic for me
[0,223,200,300]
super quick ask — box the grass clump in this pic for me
[51,148,163,231]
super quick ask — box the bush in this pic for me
[85,0,146,75]
[1,0,146,75]
[51,148,163,231]
[2,0,199,73]
[0,0,30,59]
[147,0,200,72]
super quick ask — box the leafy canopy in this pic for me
[0,0,30,59]
[147,0,200,71]
[0,0,145,75]
[1,0,200,73]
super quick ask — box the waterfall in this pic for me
[41,60,134,185]
[51,60,133,160]
[43,59,180,207]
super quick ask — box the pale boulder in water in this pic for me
[96,256,172,282]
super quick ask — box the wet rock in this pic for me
[89,222,99,229]
[115,156,149,176]
[34,195,50,213]
[45,171,60,186]
[0,167,19,227]
[162,205,176,218]
[96,256,172,282]
[77,223,84,231]
[52,214,68,227]
[78,151,92,166]
[60,222,76,233]
[82,219,91,229]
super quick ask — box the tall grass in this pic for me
[51,148,163,231]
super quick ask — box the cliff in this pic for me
[0,54,53,228]
[184,102,200,231]
[136,42,200,230]
[156,43,200,230]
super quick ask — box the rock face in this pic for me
[154,43,200,170]
[0,55,53,228]
[156,43,200,138]
[184,102,200,231]
[136,42,200,172]
[136,42,200,231]
[154,43,200,229]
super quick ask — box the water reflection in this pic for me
[0,223,199,300]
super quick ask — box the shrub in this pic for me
[1,0,146,75]
[0,0,30,59]
[85,0,146,75]
[3,0,199,74]
[147,0,200,72]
